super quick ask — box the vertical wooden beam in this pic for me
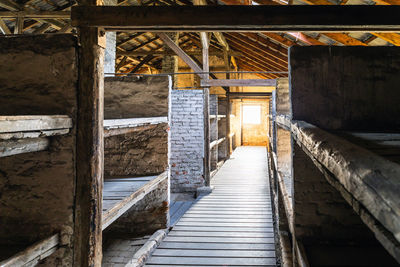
[225,91,231,159]
[74,0,105,266]
[201,32,211,187]
[223,50,231,159]
[14,15,23,34]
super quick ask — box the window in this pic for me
[243,105,261,124]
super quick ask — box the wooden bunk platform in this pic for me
[102,171,168,230]
[0,115,72,157]
[104,117,168,137]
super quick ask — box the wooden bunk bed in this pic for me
[0,115,72,157]
[102,171,168,230]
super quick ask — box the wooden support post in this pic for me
[74,0,105,264]
[14,15,23,34]
[225,91,231,159]
[201,31,211,187]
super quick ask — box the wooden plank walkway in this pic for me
[146,146,276,266]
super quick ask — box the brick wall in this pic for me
[170,90,205,193]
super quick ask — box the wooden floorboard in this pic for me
[146,147,276,266]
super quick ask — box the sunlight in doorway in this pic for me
[243,105,261,124]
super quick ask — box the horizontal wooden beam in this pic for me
[201,79,276,87]
[71,6,400,32]
[0,137,49,157]
[0,234,59,267]
[0,11,70,19]
[0,115,72,133]
[229,92,272,98]
[117,50,242,57]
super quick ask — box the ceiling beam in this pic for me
[158,32,203,74]
[117,50,242,57]
[201,79,276,87]
[0,11,70,19]
[0,18,11,34]
[71,6,400,32]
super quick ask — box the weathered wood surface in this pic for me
[0,137,49,157]
[210,137,225,150]
[209,114,225,120]
[0,129,69,140]
[74,21,105,266]
[146,147,276,266]
[170,201,193,226]
[0,234,59,267]
[201,79,276,87]
[0,115,72,133]
[102,172,168,230]
[159,33,203,74]
[104,117,167,130]
[71,6,400,32]
[291,120,400,261]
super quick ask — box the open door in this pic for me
[241,100,269,146]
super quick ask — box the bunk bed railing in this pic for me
[275,116,400,262]
[0,234,59,267]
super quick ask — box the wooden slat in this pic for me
[201,79,276,87]
[0,115,72,133]
[152,249,276,258]
[172,226,274,232]
[102,171,168,230]
[0,234,59,267]
[0,137,49,157]
[146,147,275,266]
[168,231,274,238]
[157,242,275,250]
[146,256,276,265]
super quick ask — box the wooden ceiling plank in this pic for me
[32,22,52,33]
[261,32,299,47]
[371,33,400,46]
[229,43,287,72]
[242,32,288,55]
[235,59,279,79]
[123,54,155,73]
[225,33,288,68]
[287,32,325,45]
[117,33,144,47]
[322,32,367,46]
[229,43,287,73]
